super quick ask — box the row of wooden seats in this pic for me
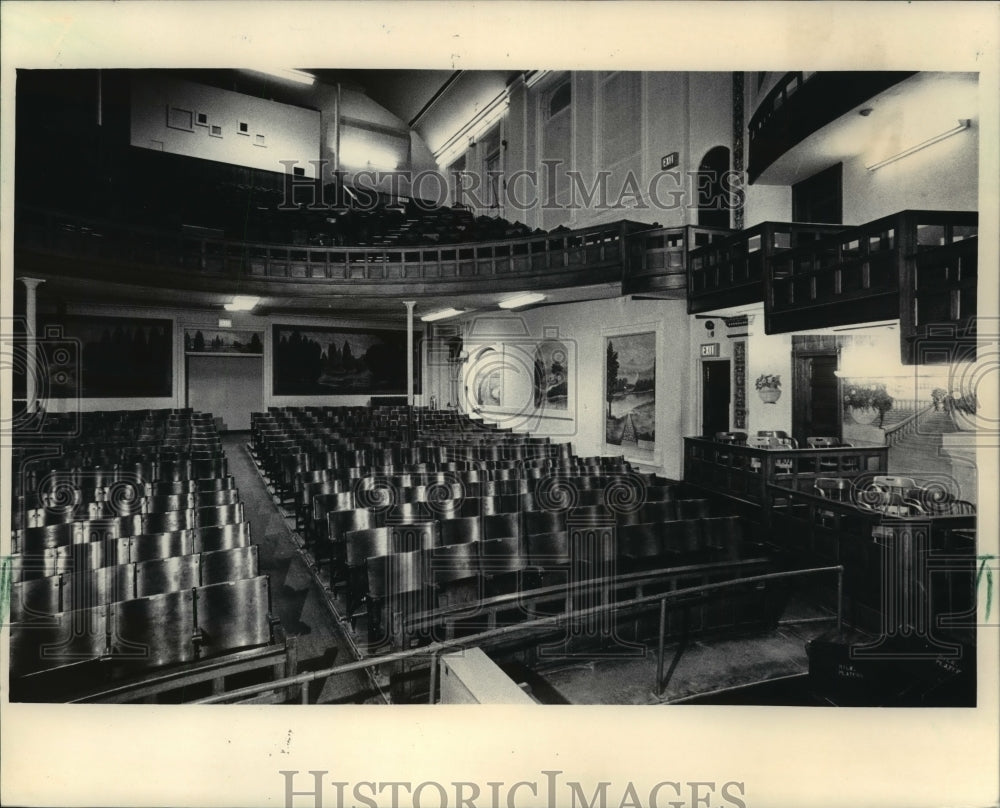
[10,575,272,680]
[14,504,246,555]
[14,487,242,531]
[9,544,259,622]
[13,459,231,499]
[304,475,672,546]
[350,516,743,643]
[9,522,252,583]
[298,469,642,538]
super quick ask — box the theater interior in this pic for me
[5,66,989,707]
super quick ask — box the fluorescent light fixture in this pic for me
[224,295,260,311]
[421,307,465,322]
[866,119,971,171]
[524,70,551,89]
[498,292,546,309]
[250,68,315,86]
[434,93,510,166]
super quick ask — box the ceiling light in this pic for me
[249,68,315,86]
[866,119,971,171]
[421,307,465,322]
[498,292,546,309]
[224,295,260,311]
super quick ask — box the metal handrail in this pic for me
[193,564,844,704]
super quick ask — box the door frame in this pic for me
[791,347,842,446]
[701,358,732,437]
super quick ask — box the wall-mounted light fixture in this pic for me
[866,119,971,171]
[498,292,546,310]
[421,307,466,322]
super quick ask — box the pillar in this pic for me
[403,301,416,406]
[21,278,45,412]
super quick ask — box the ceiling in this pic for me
[29,272,625,324]
[307,69,459,126]
[757,72,979,185]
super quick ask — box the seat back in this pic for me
[438,516,482,545]
[197,521,251,552]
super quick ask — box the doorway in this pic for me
[792,342,841,446]
[702,360,731,436]
[696,146,732,229]
[186,355,263,432]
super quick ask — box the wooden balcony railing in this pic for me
[765,210,978,335]
[623,225,730,297]
[900,228,979,363]
[687,222,843,313]
[15,206,648,294]
[683,437,888,508]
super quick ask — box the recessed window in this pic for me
[238,121,249,134]
[209,124,223,138]
[254,134,266,147]
[548,82,571,118]
[196,112,208,126]
[293,166,305,177]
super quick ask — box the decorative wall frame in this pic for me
[733,340,747,428]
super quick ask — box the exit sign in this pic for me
[661,152,679,170]
[700,343,720,357]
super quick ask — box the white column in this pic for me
[404,301,416,406]
[21,278,45,412]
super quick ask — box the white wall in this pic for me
[131,75,322,178]
[455,296,694,478]
[37,301,426,419]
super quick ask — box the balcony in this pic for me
[623,225,730,298]
[15,206,649,298]
[686,222,844,314]
[748,71,916,183]
[765,210,978,345]
[901,228,979,364]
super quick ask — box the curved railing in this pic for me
[15,205,648,292]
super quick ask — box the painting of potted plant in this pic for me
[755,373,782,404]
[844,384,894,427]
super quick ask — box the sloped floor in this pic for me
[223,433,382,703]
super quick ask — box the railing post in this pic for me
[836,566,844,634]
[656,597,667,697]
[428,651,439,704]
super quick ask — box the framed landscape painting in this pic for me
[185,328,263,355]
[38,315,172,398]
[605,331,656,458]
[272,324,421,395]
